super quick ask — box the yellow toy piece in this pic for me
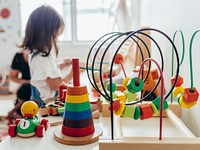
[179,95,197,108]
[173,86,184,97]
[66,94,89,103]
[122,77,131,89]
[114,101,125,116]
[149,102,159,116]
[115,91,126,103]
[21,101,39,117]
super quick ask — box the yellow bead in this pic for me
[122,77,131,89]
[66,94,89,103]
[115,91,126,103]
[179,95,197,108]
[114,101,125,116]
[173,86,184,97]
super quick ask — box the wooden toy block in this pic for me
[151,68,159,80]
[72,58,80,86]
[66,101,91,112]
[139,103,153,120]
[64,109,92,120]
[115,91,126,103]
[122,106,135,118]
[171,75,184,87]
[59,82,68,101]
[183,87,199,102]
[149,102,159,116]
[67,84,88,95]
[127,77,144,94]
[108,99,121,111]
[39,106,50,117]
[123,90,137,102]
[66,93,89,103]
[63,117,94,128]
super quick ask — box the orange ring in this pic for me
[67,84,88,95]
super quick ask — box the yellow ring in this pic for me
[66,94,89,103]
[173,86,184,97]
[149,103,159,116]
[179,95,197,108]
[114,101,125,116]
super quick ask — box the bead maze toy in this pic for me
[85,28,200,150]
[8,101,49,138]
[54,58,103,145]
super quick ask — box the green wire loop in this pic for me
[189,29,200,91]
[171,29,185,103]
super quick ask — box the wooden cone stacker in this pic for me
[54,58,103,145]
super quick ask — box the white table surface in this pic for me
[0,114,185,150]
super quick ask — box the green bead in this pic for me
[127,77,144,94]
[122,106,135,118]
[107,82,117,92]
[123,90,137,102]
[134,105,141,120]
[152,96,168,111]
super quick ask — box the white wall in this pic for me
[140,0,200,136]
[0,1,21,75]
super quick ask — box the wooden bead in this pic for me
[133,105,141,120]
[170,75,184,87]
[122,77,131,89]
[183,87,199,102]
[149,102,159,116]
[115,91,126,103]
[114,101,125,116]
[152,96,168,111]
[122,106,135,118]
[127,77,144,94]
[139,104,153,120]
[117,84,126,92]
[114,53,124,64]
[106,82,117,92]
[108,99,121,111]
[106,92,117,103]
[63,117,94,128]
[123,90,137,102]
[179,95,197,108]
[173,86,184,97]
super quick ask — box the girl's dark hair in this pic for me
[17,83,31,101]
[19,5,64,57]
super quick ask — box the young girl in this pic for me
[19,5,73,107]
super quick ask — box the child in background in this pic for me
[7,83,31,122]
[18,5,73,107]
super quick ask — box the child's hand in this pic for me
[63,59,72,67]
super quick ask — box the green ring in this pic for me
[65,101,91,112]
[127,77,144,94]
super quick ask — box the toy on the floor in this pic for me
[54,58,103,145]
[8,101,48,137]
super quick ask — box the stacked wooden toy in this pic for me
[54,58,102,145]
[62,59,94,136]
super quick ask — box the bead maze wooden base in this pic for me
[54,124,103,145]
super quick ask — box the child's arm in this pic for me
[46,69,73,91]
[59,58,72,70]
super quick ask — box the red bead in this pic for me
[183,87,199,102]
[114,53,124,64]
[108,99,121,111]
[170,75,184,87]
[139,104,153,120]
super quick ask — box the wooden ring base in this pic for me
[54,124,103,145]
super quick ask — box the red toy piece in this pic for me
[183,87,199,102]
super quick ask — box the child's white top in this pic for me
[29,52,63,100]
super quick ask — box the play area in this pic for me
[1,27,200,150]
